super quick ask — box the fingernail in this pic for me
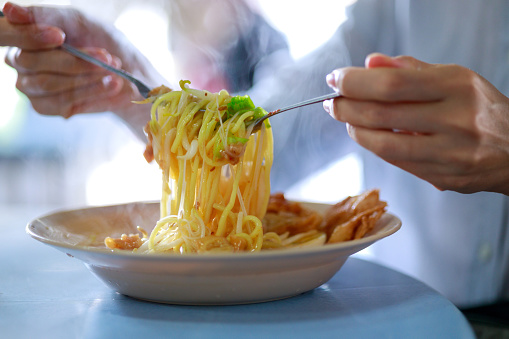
[86,49,112,64]
[323,99,332,115]
[35,27,65,44]
[346,123,354,138]
[4,2,29,16]
[102,75,113,88]
[111,56,122,68]
[103,75,122,91]
[326,72,337,89]
[4,2,34,23]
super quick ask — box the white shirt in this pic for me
[252,0,509,307]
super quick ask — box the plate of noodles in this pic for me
[27,197,400,305]
[27,81,401,304]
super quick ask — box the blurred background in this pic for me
[0,0,360,210]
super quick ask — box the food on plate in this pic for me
[261,189,386,249]
[104,232,143,250]
[322,189,387,242]
[106,80,273,253]
[104,81,387,254]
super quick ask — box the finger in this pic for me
[69,91,133,116]
[365,53,433,70]
[29,76,124,117]
[3,2,35,24]
[17,73,114,96]
[326,66,445,102]
[3,3,88,48]
[0,21,65,49]
[7,47,121,74]
[328,97,445,133]
[382,158,453,191]
[346,123,440,162]
[6,4,89,46]
[3,3,65,49]
[385,158,481,193]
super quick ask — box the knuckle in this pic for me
[446,148,476,172]
[13,49,34,70]
[370,138,396,158]
[373,134,418,160]
[4,49,14,67]
[16,74,49,94]
[5,47,19,68]
[363,105,389,127]
[15,76,27,93]
[378,73,406,100]
[435,150,478,192]
[335,99,353,121]
[338,69,355,96]
[31,74,54,91]
[30,98,65,116]
[34,74,52,91]
[446,65,478,94]
[437,175,474,193]
[396,55,417,64]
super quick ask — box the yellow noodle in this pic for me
[139,81,274,253]
[108,81,329,255]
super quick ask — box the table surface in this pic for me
[1,204,475,339]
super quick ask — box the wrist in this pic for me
[114,61,167,140]
[115,102,150,141]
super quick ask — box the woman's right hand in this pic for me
[1,2,165,135]
[325,53,509,195]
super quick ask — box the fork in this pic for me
[0,10,152,98]
[250,92,342,132]
[1,9,341,122]
[61,44,152,98]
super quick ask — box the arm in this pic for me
[325,53,509,194]
[247,0,397,192]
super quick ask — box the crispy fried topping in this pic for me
[262,189,387,244]
[105,233,143,250]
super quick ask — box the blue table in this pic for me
[0,205,475,339]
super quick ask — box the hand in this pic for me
[324,53,509,194]
[1,2,165,136]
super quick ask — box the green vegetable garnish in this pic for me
[227,95,255,118]
[226,95,268,121]
[227,135,249,145]
[252,106,268,120]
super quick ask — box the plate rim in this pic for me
[26,201,401,262]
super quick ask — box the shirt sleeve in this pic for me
[247,0,398,192]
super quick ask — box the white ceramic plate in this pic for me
[27,201,401,305]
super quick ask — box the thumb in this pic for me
[3,2,35,24]
[365,53,432,70]
[1,2,65,49]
